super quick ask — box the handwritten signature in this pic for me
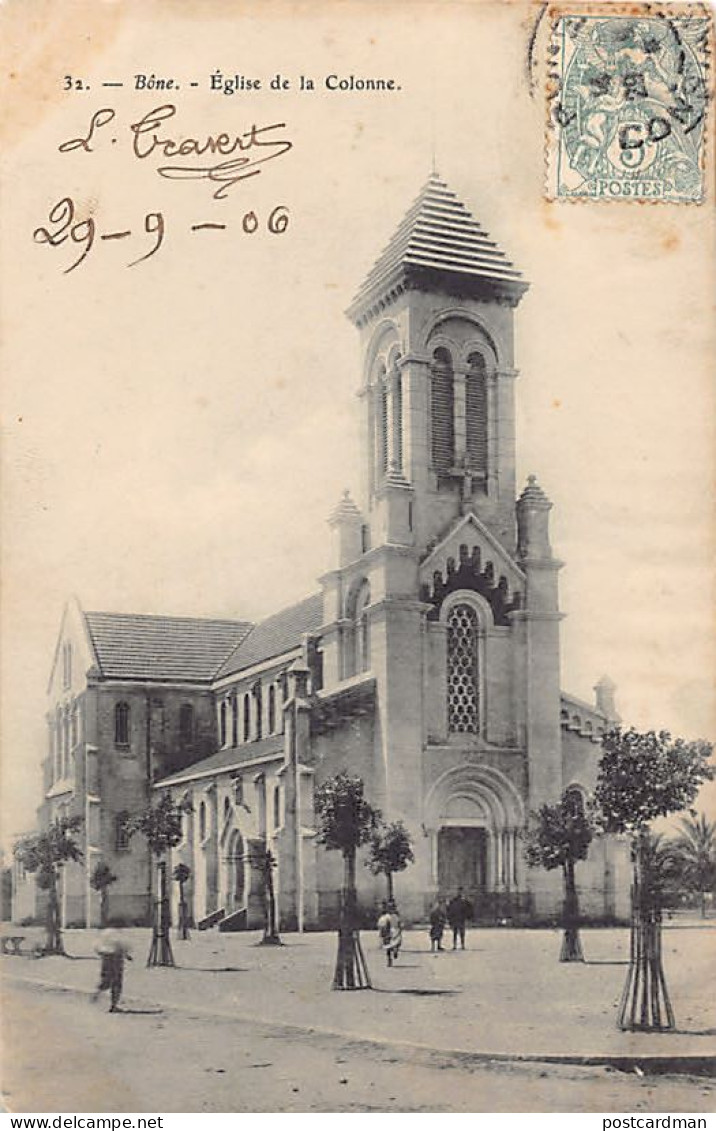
[59,104,293,200]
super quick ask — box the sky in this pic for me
[1,0,714,847]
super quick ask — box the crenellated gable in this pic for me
[418,512,523,626]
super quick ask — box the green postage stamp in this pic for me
[546,3,711,202]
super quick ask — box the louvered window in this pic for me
[447,604,479,734]
[431,347,454,472]
[378,380,388,476]
[393,370,403,472]
[466,352,488,473]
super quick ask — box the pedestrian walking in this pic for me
[428,899,446,953]
[447,887,473,950]
[92,928,132,1012]
[377,900,403,966]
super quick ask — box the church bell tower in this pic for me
[347,174,529,557]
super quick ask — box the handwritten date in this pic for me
[33,197,289,273]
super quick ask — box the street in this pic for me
[1,923,714,1113]
[2,979,713,1113]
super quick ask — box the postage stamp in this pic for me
[545,3,711,202]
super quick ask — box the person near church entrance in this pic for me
[377,900,402,967]
[92,929,132,1012]
[447,887,473,950]
[429,899,447,953]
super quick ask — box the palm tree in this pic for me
[668,813,716,917]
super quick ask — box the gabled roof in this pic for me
[216,593,324,680]
[84,611,253,684]
[420,511,524,587]
[155,735,284,787]
[348,173,528,322]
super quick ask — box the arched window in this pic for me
[466,352,488,474]
[199,801,207,840]
[179,703,194,746]
[564,787,585,817]
[447,603,480,734]
[231,695,238,746]
[254,684,263,741]
[54,709,62,780]
[377,382,389,475]
[268,685,276,734]
[115,811,131,852]
[63,712,71,777]
[392,368,403,472]
[371,361,389,481]
[219,701,227,747]
[431,347,454,472]
[273,784,281,829]
[114,701,130,747]
[345,580,371,678]
[355,582,371,674]
[243,694,251,742]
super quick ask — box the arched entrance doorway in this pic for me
[226,829,245,913]
[425,764,526,922]
[437,824,488,894]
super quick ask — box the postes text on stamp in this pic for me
[546,4,710,202]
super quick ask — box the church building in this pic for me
[15,175,631,931]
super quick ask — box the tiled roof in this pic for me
[348,174,527,320]
[155,736,283,787]
[217,593,324,679]
[84,611,253,684]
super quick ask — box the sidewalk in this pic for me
[3,923,715,1069]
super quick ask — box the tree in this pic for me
[90,861,117,927]
[636,833,682,911]
[172,863,191,940]
[257,847,281,946]
[14,815,82,955]
[594,727,714,1031]
[667,813,716,917]
[523,791,593,961]
[127,793,188,967]
[366,820,414,902]
[315,772,380,990]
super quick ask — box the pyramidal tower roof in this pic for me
[348,173,528,326]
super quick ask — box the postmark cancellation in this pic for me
[545,3,711,202]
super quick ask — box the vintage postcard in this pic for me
[1,0,714,1117]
